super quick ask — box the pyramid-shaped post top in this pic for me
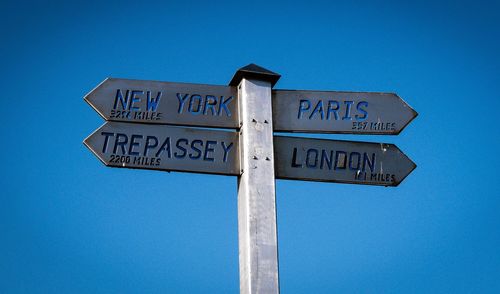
[229,64,281,87]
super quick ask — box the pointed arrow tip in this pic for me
[83,123,112,167]
[84,78,115,121]
[412,108,419,118]
[393,94,418,135]
[84,77,112,101]
[392,145,417,186]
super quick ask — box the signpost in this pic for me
[272,90,417,134]
[274,136,416,186]
[83,64,418,294]
[85,78,239,128]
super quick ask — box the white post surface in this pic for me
[237,78,279,294]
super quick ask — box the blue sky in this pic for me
[1,0,499,293]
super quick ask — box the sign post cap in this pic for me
[229,63,281,87]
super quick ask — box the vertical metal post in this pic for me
[230,64,281,294]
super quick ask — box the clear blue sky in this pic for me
[1,0,499,293]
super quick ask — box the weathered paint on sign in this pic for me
[84,122,240,175]
[272,90,417,134]
[85,78,239,128]
[274,136,416,186]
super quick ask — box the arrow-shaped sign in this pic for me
[85,78,239,128]
[274,136,416,186]
[272,90,417,134]
[84,122,240,176]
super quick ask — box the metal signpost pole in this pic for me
[230,65,281,294]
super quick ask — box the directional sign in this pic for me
[274,136,416,186]
[84,122,239,175]
[85,78,239,128]
[83,64,419,294]
[272,90,417,134]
